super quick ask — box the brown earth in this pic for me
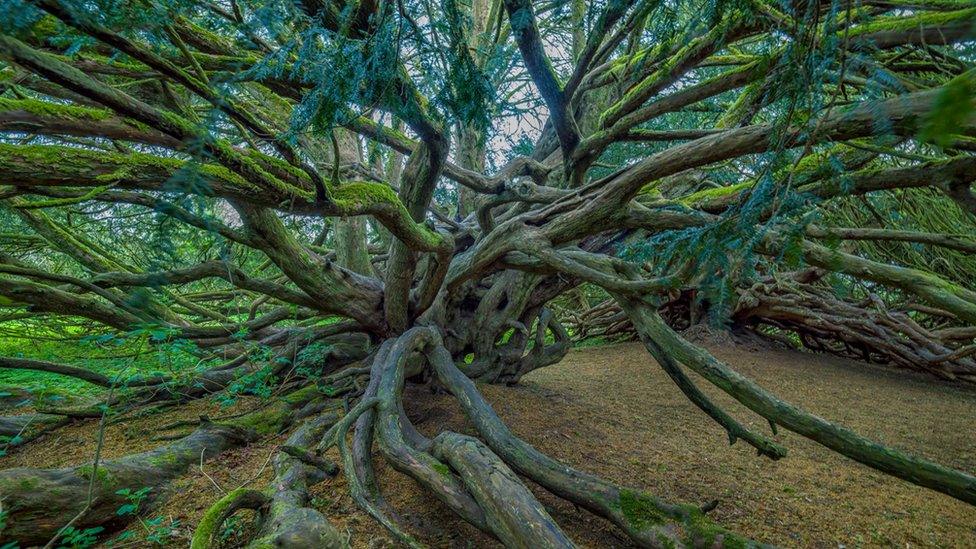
[4,340,976,548]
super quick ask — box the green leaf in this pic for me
[920,71,976,147]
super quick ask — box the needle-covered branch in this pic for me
[1,0,974,545]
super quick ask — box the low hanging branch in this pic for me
[619,300,976,505]
[1,385,332,545]
[0,0,974,546]
[1,421,254,546]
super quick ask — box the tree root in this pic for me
[734,279,976,382]
[430,432,575,548]
[0,413,62,439]
[500,308,572,385]
[0,421,253,546]
[329,395,423,548]
[370,337,491,533]
[559,297,636,342]
[20,315,968,549]
[321,326,773,546]
[423,330,760,548]
[570,280,976,384]
[300,328,760,547]
[247,412,346,548]
[0,414,73,453]
[0,384,331,546]
[190,488,270,549]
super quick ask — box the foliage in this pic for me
[114,486,152,516]
[217,364,278,407]
[0,0,973,543]
[142,516,181,545]
[57,526,104,549]
[920,70,976,147]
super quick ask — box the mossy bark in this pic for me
[0,422,252,546]
[619,298,976,506]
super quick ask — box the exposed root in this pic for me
[0,333,370,452]
[423,330,760,548]
[289,328,760,547]
[430,431,575,548]
[560,297,636,342]
[0,383,330,545]
[0,421,253,546]
[247,412,345,548]
[0,413,63,439]
[370,335,490,533]
[501,308,572,385]
[333,396,423,548]
[12,318,972,548]
[0,357,167,388]
[568,280,976,385]
[190,488,269,549]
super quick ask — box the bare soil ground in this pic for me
[5,340,976,548]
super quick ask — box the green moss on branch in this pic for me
[0,97,112,120]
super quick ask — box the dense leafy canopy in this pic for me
[0,0,974,546]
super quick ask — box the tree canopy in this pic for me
[0,0,974,546]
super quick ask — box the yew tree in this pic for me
[0,0,974,546]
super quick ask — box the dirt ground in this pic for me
[4,340,976,548]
